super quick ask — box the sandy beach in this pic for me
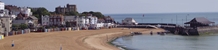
[0,28,164,50]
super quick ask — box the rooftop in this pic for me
[185,17,214,24]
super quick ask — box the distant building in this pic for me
[41,15,50,26]
[55,4,77,14]
[49,15,65,26]
[20,7,32,16]
[0,16,12,36]
[122,18,137,25]
[0,1,5,16]
[0,1,4,10]
[13,16,38,27]
[185,17,215,27]
[78,16,89,28]
[5,5,20,15]
[12,20,28,25]
[104,16,115,23]
[88,16,98,24]
[64,16,77,27]
[5,5,32,17]
[65,16,76,22]
[26,16,38,27]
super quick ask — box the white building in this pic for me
[20,7,32,16]
[0,1,4,10]
[122,18,137,25]
[88,16,98,24]
[0,9,10,17]
[78,17,89,28]
[0,1,5,16]
[41,15,50,26]
[0,16,12,36]
[96,23,104,28]
[10,15,17,19]
[65,16,76,22]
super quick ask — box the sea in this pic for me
[105,12,218,50]
[105,12,218,25]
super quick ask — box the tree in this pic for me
[19,24,28,30]
[65,11,79,16]
[92,12,105,18]
[12,24,19,31]
[31,7,50,24]
[89,11,94,14]
[80,11,105,18]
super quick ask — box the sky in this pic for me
[2,0,218,14]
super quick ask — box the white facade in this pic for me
[64,16,76,24]
[20,7,32,16]
[78,17,89,27]
[41,15,50,25]
[96,23,104,28]
[0,16,12,36]
[0,2,4,10]
[122,18,137,25]
[88,16,98,24]
[10,15,17,19]
[0,1,4,16]
[0,9,9,17]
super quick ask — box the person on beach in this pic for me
[60,44,62,50]
[150,31,153,35]
[157,32,160,35]
[11,40,14,47]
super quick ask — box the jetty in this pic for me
[117,23,184,35]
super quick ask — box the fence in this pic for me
[3,26,117,37]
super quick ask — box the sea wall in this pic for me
[197,26,218,35]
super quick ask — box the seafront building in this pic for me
[14,13,38,27]
[77,16,90,28]
[122,18,138,25]
[41,15,50,26]
[0,1,5,16]
[5,5,32,17]
[0,16,12,36]
[49,15,65,26]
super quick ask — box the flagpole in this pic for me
[176,15,178,26]
[142,14,144,23]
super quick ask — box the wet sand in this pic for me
[0,28,164,50]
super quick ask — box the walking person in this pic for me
[150,31,153,35]
[60,44,62,50]
[11,40,14,47]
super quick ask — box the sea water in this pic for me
[107,12,218,50]
[112,35,218,50]
[105,12,218,25]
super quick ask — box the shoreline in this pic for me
[83,28,165,50]
[0,28,165,50]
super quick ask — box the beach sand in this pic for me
[0,28,164,50]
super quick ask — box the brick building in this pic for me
[55,4,77,14]
[49,15,65,26]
